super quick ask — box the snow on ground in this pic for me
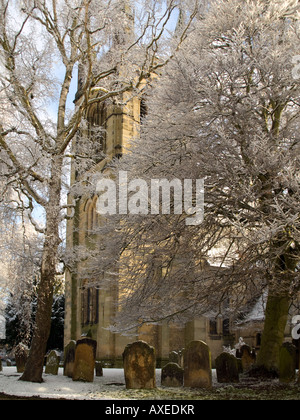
[2,368,300,400]
[0,367,219,400]
[0,367,132,400]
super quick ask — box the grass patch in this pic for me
[119,383,300,400]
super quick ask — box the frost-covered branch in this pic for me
[0,0,196,382]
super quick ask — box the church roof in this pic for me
[237,292,267,326]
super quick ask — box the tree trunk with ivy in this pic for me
[255,293,290,375]
[256,243,298,376]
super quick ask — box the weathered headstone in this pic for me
[15,343,29,373]
[123,341,156,389]
[6,359,11,366]
[45,350,60,375]
[279,342,297,384]
[215,352,239,383]
[240,345,255,372]
[169,351,180,365]
[63,340,76,378]
[95,361,103,377]
[161,363,184,387]
[73,337,97,382]
[184,341,212,389]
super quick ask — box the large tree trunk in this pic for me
[255,244,296,375]
[20,159,62,383]
[19,263,55,383]
[256,292,290,374]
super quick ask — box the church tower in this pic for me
[63,0,165,366]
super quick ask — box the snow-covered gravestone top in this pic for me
[123,341,156,389]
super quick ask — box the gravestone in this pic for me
[161,363,184,387]
[15,343,29,373]
[95,361,103,377]
[45,350,60,375]
[73,337,97,382]
[63,340,76,378]
[215,352,239,383]
[279,342,297,384]
[123,341,156,389]
[184,341,212,389]
[169,351,180,365]
[240,345,255,372]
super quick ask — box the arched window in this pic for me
[81,286,100,326]
[85,197,99,237]
[209,319,218,335]
[256,333,262,347]
[223,319,230,336]
[85,200,92,234]
[140,98,148,124]
[87,103,107,161]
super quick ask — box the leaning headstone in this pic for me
[240,345,255,372]
[45,350,60,375]
[63,340,76,378]
[215,352,239,383]
[6,359,11,367]
[15,343,29,373]
[73,337,97,383]
[279,342,297,384]
[184,341,212,389]
[123,341,156,389]
[161,363,184,387]
[95,361,103,377]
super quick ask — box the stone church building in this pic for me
[63,2,274,367]
[63,66,268,367]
